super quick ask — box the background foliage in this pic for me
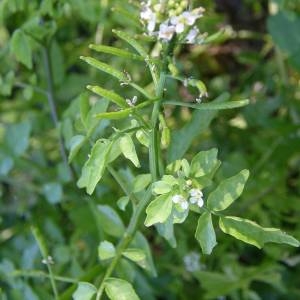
[1,0,300,299]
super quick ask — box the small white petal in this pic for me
[197,198,204,207]
[185,27,199,43]
[180,200,189,210]
[172,194,183,203]
[189,196,198,204]
[158,23,176,40]
[175,22,185,33]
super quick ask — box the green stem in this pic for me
[31,226,59,300]
[107,165,139,206]
[11,270,77,283]
[42,45,75,179]
[95,188,152,300]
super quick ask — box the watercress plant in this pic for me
[70,1,299,299]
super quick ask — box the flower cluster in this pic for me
[140,1,205,43]
[172,188,204,211]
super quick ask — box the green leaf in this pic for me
[89,44,145,61]
[97,205,125,238]
[0,154,14,175]
[5,120,31,156]
[120,134,140,167]
[219,216,300,248]
[95,109,133,120]
[132,232,157,276]
[195,212,217,255]
[87,85,127,108]
[135,130,149,147]
[132,174,152,193]
[42,182,63,204]
[85,99,109,136]
[77,139,112,195]
[117,196,130,211]
[145,194,173,227]
[267,11,300,56]
[105,278,140,300]
[80,56,126,81]
[152,181,172,195]
[207,169,249,211]
[156,215,177,248]
[163,99,249,110]
[80,93,90,127]
[98,241,116,260]
[72,282,97,300]
[68,135,86,163]
[122,248,147,269]
[112,30,148,58]
[190,148,218,177]
[10,29,32,69]
[167,93,229,162]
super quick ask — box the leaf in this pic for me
[77,139,112,195]
[132,174,152,193]
[105,278,140,300]
[156,215,177,248]
[89,44,144,61]
[136,130,149,147]
[5,120,31,156]
[98,241,116,260]
[167,93,229,162]
[122,248,147,269]
[86,99,109,137]
[152,181,172,195]
[219,216,300,248]
[0,153,14,176]
[97,205,125,238]
[10,29,32,69]
[132,232,157,276]
[163,99,249,110]
[42,182,63,204]
[72,282,97,300]
[195,212,217,255]
[95,109,132,120]
[145,194,173,227]
[190,148,218,177]
[117,196,130,211]
[267,11,300,56]
[80,56,126,81]
[207,169,249,211]
[68,135,86,162]
[80,93,90,127]
[120,134,140,167]
[87,85,127,108]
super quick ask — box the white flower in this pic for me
[189,188,203,197]
[172,194,189,210]
[170,16,185,33]
[189,188,204,207]
[184,7,205,25]
[170,7,205,34]
[126,96,137,107]
[140,5,156,32]
[180,200,189,210]
[158,23,176,41]
[197,197,204,208]
[172,194,185,204]
[185,27,199,43]
[183,251,201,272]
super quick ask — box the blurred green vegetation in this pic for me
[0,0,300,299]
